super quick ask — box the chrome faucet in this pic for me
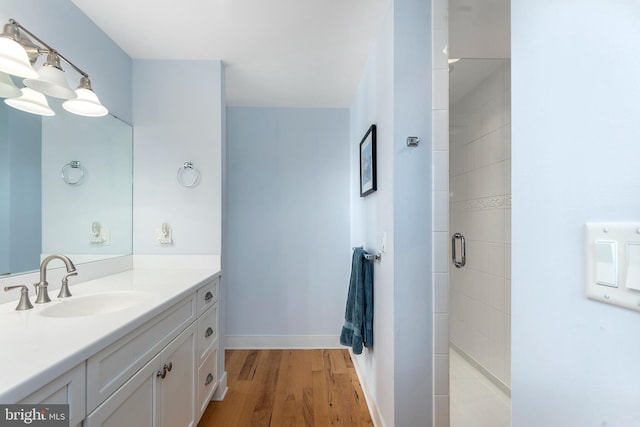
[34,255,77,304]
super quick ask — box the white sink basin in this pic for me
[39,291,150,318]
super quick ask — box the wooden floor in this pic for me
[198,349,373,427]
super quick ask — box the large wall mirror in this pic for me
[0,100,133,277]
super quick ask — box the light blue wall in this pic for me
[0,103,11,274]
[225,107,350,338]
[132,59,223,256]
[513,1,640,426]
[0,0,132,123]
[349,7,396,425]
[0,104,8,274]
[392,0,433,425]
[0,102,41,275]
[349,0,433,425]
[7,107,41,273]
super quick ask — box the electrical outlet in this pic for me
[155,224,173,246]
[90,227,110,245]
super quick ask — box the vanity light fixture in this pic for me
[24,52,76,99]
[0,19,108,117]
[63,76,108,117]
[5,87,54,116]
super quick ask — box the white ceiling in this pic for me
[71,0,509,108]
[71,0,391,108]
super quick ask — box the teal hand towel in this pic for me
[340,247,374,354]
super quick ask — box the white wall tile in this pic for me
[432,29,448,71]
[485,161,506,197]
[434,353,449,394]
[433,70,449,110]
[433,109,449,151]
[489,276,506,311]
[433,190,449,231]
[449,60,512,390]
[431,1,451,418]
[505,244,511,279]
[450,173,467,203]
[434,272,449,313]
[433,395,450,427]
[433,150,449,192]
[433,231,450,273]
[434,313,449,354]
[432,0,448,30]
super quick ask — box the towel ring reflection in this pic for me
[61,161,85,186]
[177,162,201,188]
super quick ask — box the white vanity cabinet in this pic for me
[85,323,197,427]
[18,362,86,427]
[84,276,220,427]
[3,271,222,427]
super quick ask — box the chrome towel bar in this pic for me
[352,247,382,262]
[364,253,381,262]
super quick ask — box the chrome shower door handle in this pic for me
[451,233,466,268]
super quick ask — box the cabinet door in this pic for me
[157,323,197,427]
[19,363,85,427]
[85,353,160,427]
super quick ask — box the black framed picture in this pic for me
[359,124,377,197]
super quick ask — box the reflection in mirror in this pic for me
[0,100,133,277]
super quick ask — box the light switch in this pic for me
[626,243,640,291]
[595,240,617,287]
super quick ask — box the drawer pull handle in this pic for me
[204,291,213,302]
[205,373,214,386]
[156,362,173,379]
[205,327,214,338]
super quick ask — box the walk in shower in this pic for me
[448,58,511,427]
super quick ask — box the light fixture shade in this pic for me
[24,63,76,99]
[0,36,37,79]
[5,87,55,116]
[63,87,108,117]
[0,71,21,98]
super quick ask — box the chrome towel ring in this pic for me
[177,162,201,188]
[61,160,85,186]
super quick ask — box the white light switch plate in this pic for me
[586,223,640,312]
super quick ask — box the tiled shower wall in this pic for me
[449,61,512,388]
[431,0,450,425]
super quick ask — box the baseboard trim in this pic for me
[212,371,228,401]
[349,351,385,427]
[225,335,342,349]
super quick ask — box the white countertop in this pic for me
[0,266,220,403]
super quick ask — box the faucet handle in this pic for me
[58,272,78,298]
[4,285,34,311]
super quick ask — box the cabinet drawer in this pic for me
[197,348,218,417]
[19,363,85,427]
[196,278,218,316]
[197,301,218,364]
[86,295,196,412]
